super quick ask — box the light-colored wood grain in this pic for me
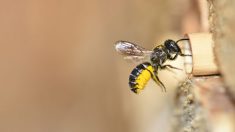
[187,33,219,75]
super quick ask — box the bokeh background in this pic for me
[0,0,201,132]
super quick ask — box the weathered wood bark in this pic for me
[208,0,235,99]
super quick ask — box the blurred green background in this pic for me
[0,0,200,132]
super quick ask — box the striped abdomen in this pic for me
[129,62,155,94]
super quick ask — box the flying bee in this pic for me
[115,39,191,94]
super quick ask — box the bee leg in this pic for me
[169,53,178,60]
[179,53,192,56]
[160,65,182,70]
[151,71,166,92]
[169,52,191,60]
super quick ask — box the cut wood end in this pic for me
[184,33,220,76]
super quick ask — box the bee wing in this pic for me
[123,55,151,64]
[115,40,152,64]
[115,40,152,56]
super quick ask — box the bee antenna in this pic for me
[176,38,189,44]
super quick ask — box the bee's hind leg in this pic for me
[151,71,166,92]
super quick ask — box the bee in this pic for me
[115,39,191,94]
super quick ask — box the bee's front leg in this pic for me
[160,64,182,70]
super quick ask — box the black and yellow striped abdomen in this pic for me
[129,62,155,94]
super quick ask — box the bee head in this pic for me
[164,39,180,54]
